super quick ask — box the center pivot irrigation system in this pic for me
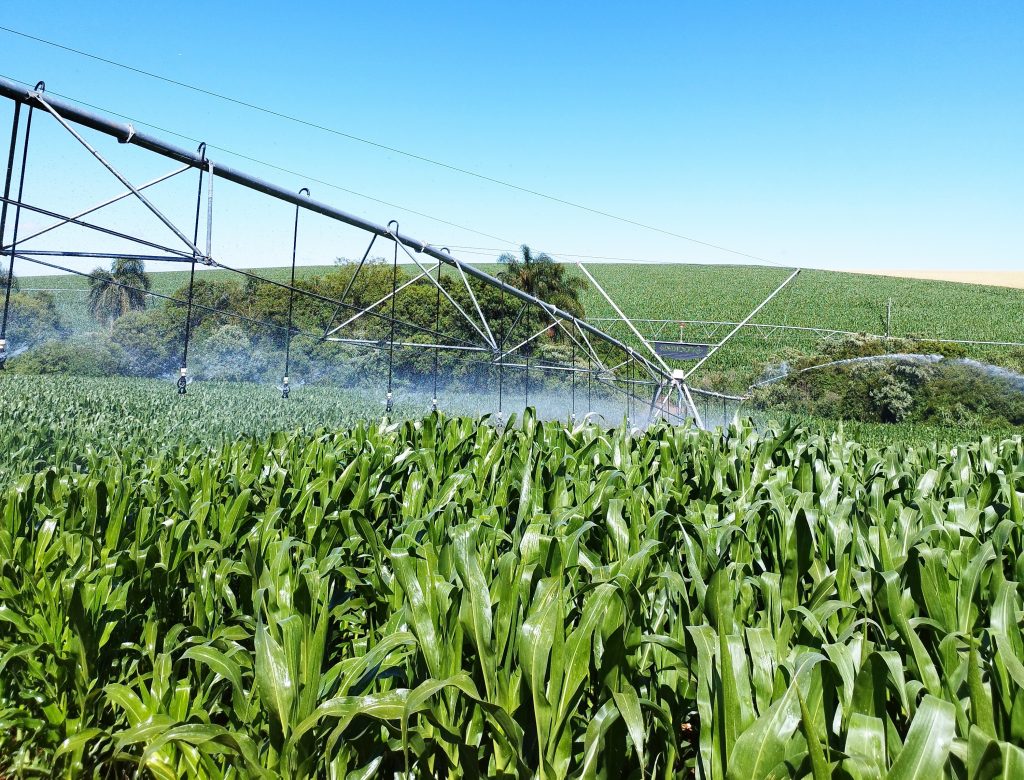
[0,76,798,428]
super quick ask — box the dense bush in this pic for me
[8,335,126,377]
[752,335,1024,427]
[1,290,63,351]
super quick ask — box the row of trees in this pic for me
[7,246,596,385]
[80,248,584,328]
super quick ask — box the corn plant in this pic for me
[1,405,1023,777]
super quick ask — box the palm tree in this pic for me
[498,245,586,317]
[88,257,151,326]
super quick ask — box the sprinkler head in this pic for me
[385,391,393,414]
[177,366,188,395]
[431,398,438,412]
[0,338,6,370]
[281,376,290,399]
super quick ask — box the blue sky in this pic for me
[1,1,1021,273]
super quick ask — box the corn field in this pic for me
[1,409,1023,777]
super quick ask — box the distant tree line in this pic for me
[4,246,606,389]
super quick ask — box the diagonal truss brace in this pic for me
[390,230,496,350]
[2,164,191,251]
[322,261,440,339]
[683,268,800,380]
[33,92,208,262]
[577,262,673,376]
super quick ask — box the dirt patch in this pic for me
[857,270,1024,290]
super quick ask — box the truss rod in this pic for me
[0,196,194,257]
[322,262,443,338]
[0,76,662,381]
[33,93,205,259]
[2,165,191,251]
[680,382,704,428]
[0,98,27,352]
[321,234,376,338]
[452,260,496,349]
[324,337,488,353]
[391,233,495,350]
[576,262,672,376]
[495,319,556,362]
[482,359,606,376]
[573,321,608,373]
[211,258,472,347]
[532,297,607,371]
[592,372,689,426]
[688,387,748,402]
[10,250,191,262]
[683,268,800,380]
[12,252,324,341]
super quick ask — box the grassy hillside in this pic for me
[23,261,1024,386]
[25,261,1024,338]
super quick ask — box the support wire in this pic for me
[0,100,21,366]
[1,93,33,358]
[179,144,206,394]
[282,188,309,398]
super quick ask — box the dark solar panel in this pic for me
[652,341,711,360]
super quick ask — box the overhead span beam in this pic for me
[0,76,665,381]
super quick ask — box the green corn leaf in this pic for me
[291,689,408,746]
[183,645,245,700]
[255,620,295,736]
[968,641,996,738]
[885,694,955,780]
[612,684,646,776]
[798,690,830,780]
[727,653,825,780]
[844,713,886,780]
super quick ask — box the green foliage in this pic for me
[110,306,182,377]
[87,258,151,326]
[7,336,126,377]
[1,390,1023,776]
[10,258,602,387]
[753,335,1024,428]
[193,324,272,382]
[498,245,587,318]
[2,289,63,349]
